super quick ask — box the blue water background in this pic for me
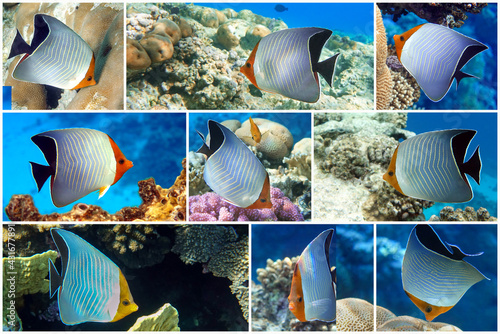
[198,2,374,43]
[406,113,497,218]
[3,113,186,219]
[189,112,310,152]
[377,224,497,331]
[382,3,497,109]
[252,224,373,302]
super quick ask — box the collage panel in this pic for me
[189,112,311,221]
[252,224,374,331]
[126,2,374,110]
[3,3,125,110]
[377,223,497,331]
[314,112,497,222]
[3,223,249,331]
[376,3,497,110]
[3,112,186,221]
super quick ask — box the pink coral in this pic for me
[189,187,304,221]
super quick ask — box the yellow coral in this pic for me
[375,5,394,110]
[128,303,180,331]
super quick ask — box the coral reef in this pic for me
[3,3,125,110]
[378,3,487,28]
[128,303,180,331]
[376,5,393,110]
[4,159,186,222]
[171,224,248,321]
[96,225,171,269]
[337,298,374,331]
[429,206,496,221]
[3,250,58,330]
[378,314,462,331]
[189,187,304,221]
[314,113,434,221]
[127,3,374,110]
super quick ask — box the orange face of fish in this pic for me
[383,145,404,195]
[393,24,425,62]
[249,117,262,143]
[245,173,272,209]
[72,53,97,89]
[240,41,261,89]
[405,290,453,321]
[108,135,133,184]
[288,261,306,322]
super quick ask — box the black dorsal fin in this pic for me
[461,146,481,185]
[315,53,339,87]
[415,224,453,258]
[196,130,214,158]
[454,43,488,87]
[48,258,62,298]
[451,130,481,185]
[29,162,54,191]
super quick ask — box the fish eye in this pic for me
[87,76,92,81]
[425,306,432,313]
[119,159,125,164]
[298,297,302,302]
[260,199,266,202]
[400,36,405,42]
[123,300,130,306]
[388,171,394,176]
[246,62,251,68]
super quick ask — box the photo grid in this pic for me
[1,1,498,332]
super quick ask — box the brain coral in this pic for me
[189,187,304,221]
[235,118,294,161]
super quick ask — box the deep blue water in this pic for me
[252,224,373,302]
[377,224,497,331]
[406,113,497,218]
[3,113,186,219]
[189,112,311,152]
[382,3,497,109]
[198,2,374,43]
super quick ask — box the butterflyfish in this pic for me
[49,228,138,325]
[30,128,133,208]
[288,229,336,322]
[240,27,339,103]
[402,224,488,321]
[196,120,271,209]
[249,117,262,143]
[394,23,488,102]
[384,129,481,203]
[8,14,96,90]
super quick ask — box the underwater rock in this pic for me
[127,38,152,70]
[283,138,312,180]
[4,3,125,110]
[241,24,271,50]
[235,118,294,161]
[216,19,252,50]
[189,187,304,221]
[151,19,182,45]
[172,225,238,264]
[378,3,487,28]
[140,33,174,63]
[96,225,171,269]
[128,303,180,331]
[429,206,496,221]
[4,159,186,222]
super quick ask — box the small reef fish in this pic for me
[288,229,336,322]
[383,129,481,203]
[240,27,339,103]
[274,4,288,12]
[402,224,488,321]
[49,228,138,325]
[394,23,488,102]
[8,14,96,90]
[249,117,262,143]
[197,120,271,209]
[30,128,133,207]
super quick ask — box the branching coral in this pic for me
[4,159,186,222]
[376,5,394,110]
[96,225,171,269]
[429,206,496,221]
[189,187,304,221]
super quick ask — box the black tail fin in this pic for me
[8,30,32,59]
[48,258,62,298]
[455,70,476,88]
[30,162,53,191]
[196,130,214,158]
[315,53,340,87]
[462,146,481,185]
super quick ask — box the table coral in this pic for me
[3,3,125,110]
[128,303,180,331]
[4,159,186,222]
[189,187,304,221]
